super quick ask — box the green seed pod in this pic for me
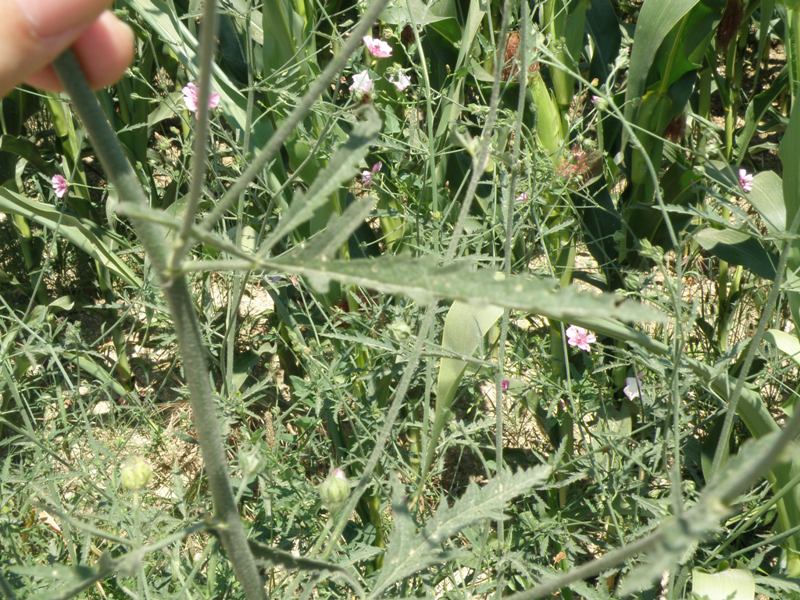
[120,456,153,491]
[319,468,349,510]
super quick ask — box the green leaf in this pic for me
[418,301,503,484]
[62,351,129,398]
[371,466,551,597]
[748,171,786,235]
[736,71,787,164]
[764,329,800,367]
[381,0,455,26]
[437,302,503,411]
[691,568,755,599]
[780,91,800,227]
[260,107,381,254]
[248,539,365,597]
[263,256,665,323]
[586,0,621,80]
[10,562,108,600]
[0,187,142,288]
[624,0,702,121]
[694,228,778,280]
[283,197,377,261]
[0,135,50,173]
[529,70,565,163]
[262,0,302,76]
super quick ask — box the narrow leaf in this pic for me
[748,171,786,234]
[695,227,778,280]
[764,329,800,367]
[260,107,381,253]
[0,187,141,287]
[264,256,665,323]
[624,0,702,119]
[284,197,377,261]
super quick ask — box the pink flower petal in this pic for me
[389,72,411,91]
[349,70,374,96]
[182,82,221,117]
[363,35,392,58]
[51,174,68,199]
[738,168,754,192]
[566,325,596,352]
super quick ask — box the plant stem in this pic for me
[170,0,219,271]
[51,50,265,600]
[493,7,528,595]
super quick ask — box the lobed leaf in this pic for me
[263,256,665,324]
[371,466,551,597]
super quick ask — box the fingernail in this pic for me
[15,0,108,38]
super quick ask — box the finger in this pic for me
[25,11,135,91]
[0,0,112,96]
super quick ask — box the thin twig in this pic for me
[170,0,219,273]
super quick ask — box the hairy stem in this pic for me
[52,50,265,600]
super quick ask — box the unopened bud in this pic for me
[120,456,152,491]
[319,468,349,510]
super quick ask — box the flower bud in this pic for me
[120,456,153,491]
[319,468,349,510]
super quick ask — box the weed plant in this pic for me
[4,0,800,599]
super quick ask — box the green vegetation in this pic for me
[5,0,800,598]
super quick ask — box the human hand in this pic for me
[1,0,134,96]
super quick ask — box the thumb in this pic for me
[0,0,112,95]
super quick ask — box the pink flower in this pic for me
[51,174,68,199]
[350,70,374,96]
[182,82,221,117]
[501,379,510,392]
[361,162,382,187]
[389,72,411,91]
[738,168,754,192]
[363,35,392,58]
[331,467,347,480]
[566,325,596,352]
[591,95,607,110]
[516,192,529,202]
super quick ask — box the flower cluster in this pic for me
[349,34,412,97]
[361,162,382,187]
